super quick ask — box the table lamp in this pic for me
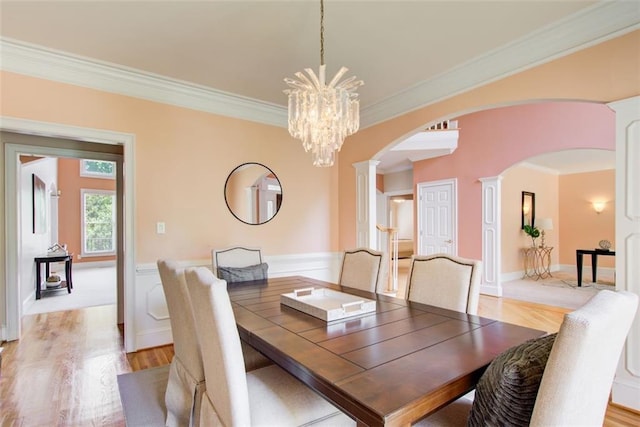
[537,218,553,248]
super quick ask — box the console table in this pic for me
[522,246,553,280]
[34,254,73,300]
[576,249,615,287]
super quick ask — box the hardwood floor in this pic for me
[0,306,129,426]
[1,295,638,426]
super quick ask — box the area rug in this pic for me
[502,272,615,309]
[117,365,169,426]
[26,266,116,315]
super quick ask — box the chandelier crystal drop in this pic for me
[284,0,363,167]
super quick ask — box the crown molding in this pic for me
[360,1,640,128]
[0,38,288,128]
[1,2,638,130]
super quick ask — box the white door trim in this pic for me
[353,160,380,249]
[609,96,640,411]
[1,117,136,352]
[479,176,502,296]
[416,178,458,256]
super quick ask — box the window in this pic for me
[80,159,116,179]
[81,189,116,256]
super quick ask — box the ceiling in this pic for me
[522,149,616,175]
[1,1,635,173]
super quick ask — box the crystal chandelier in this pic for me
[284,0,363,167]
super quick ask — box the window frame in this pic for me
[80,159,116,179]
[81,189,116,257]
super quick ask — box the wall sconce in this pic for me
[592,201,606,214]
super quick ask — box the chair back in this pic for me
[212,246,267,283]
[157,260,205,426]
[530,290,638,426]
[404,254,482,315]
[185,267,251,427]
[339,248,386,292]
[213,247,262,271]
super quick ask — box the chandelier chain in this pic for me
[284,0,362,167]
[320,0,324,65]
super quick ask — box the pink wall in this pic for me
[57,158,117,264]
[413,102,614,259]
[337,30,639,251]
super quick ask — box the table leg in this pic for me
[576,251,583,287]
[592,253,598,283]
[66,259,72,293]
[35,261,42,300]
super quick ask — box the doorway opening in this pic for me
[21,154,121,315]
[2,122,136,352]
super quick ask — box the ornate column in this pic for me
[353,160,380,249]
[480,176,502,296]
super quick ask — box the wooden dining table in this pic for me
[228,276,545,427]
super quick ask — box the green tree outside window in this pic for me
[81,159,116,178]
[83,191,116,254]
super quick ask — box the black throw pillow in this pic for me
[467,332,557,427]
[217,262,268,283]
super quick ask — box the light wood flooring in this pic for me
[1,290,638,425]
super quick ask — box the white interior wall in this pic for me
[20,157,58,311]
[396,201,414,239]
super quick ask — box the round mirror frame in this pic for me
[224,162,283,225]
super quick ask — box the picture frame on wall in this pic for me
[521,191,535,229]
[32,173,46,234]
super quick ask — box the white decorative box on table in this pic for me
[281,288,376,322]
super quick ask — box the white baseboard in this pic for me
[135,327,174,350]
[501,271,525,282]
[21,290,36,317]
[557,263,615,278]
[501,264,616,283]
[73,260,117,270]
[480,283,502,297]
[612,377,640,411]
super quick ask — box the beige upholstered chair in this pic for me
[184,266,354,426]
[212,246,267,283]
[211,247,272,370]
[403,254,482,315]
[157,260,206,427]
[417,290,639,426]
[339,248,386,293]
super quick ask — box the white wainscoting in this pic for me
[132,252,342,351]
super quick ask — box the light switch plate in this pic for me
[156,222,166,234]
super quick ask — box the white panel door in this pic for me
[417,179,457,256]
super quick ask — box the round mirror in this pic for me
[224,163,283,225]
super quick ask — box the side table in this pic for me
[522,246,553,280]
[34,254,73,300]
[576,249,616,287]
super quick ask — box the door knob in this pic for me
[445,240,453,243]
